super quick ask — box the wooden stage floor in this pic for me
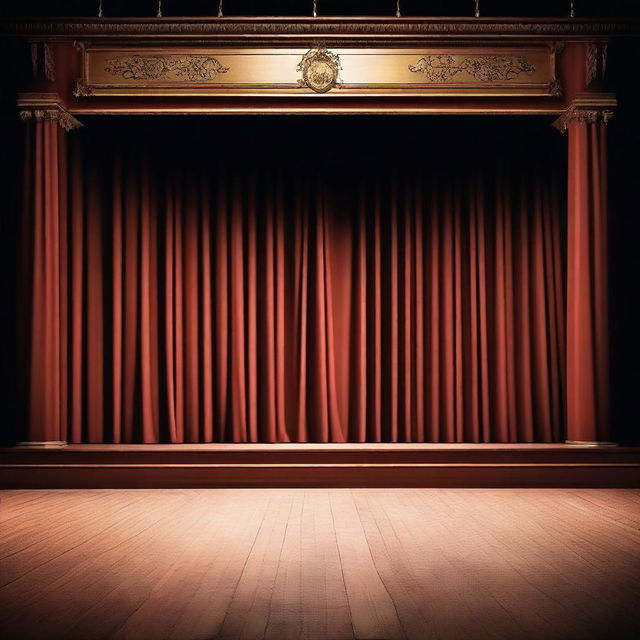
[1,488,639,639]
[1,444,639,488]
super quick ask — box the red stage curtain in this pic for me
[28,126,567,444]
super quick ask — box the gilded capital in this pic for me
[553,93,616,132]
[17,93,82,131]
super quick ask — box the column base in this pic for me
[565,440,618,447]
[15,441,68,449]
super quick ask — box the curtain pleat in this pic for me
[59,135,566,443]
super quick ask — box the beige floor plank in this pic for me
[264,490,353,640]
[330,489,406,640]
[382,489,530,640]
[167,490,272,640]
[0,491,186,625]
[216,490,296,639]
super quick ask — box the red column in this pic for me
[563,109,614,444]
[18,96,80,447]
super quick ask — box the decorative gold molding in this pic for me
[408,54,535,82]
[69,106,562,116]
[1,18,637,40]
[548,78,562,97]
[297,46,341,93]
[566,110,614,125]
[75,44,556,98]
[19,108,82,131]
[17,93,82,131]
[73,79,93,97]
[104,54,229,82]
[553,93,616,132]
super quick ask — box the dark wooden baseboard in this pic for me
[1,444,639,488]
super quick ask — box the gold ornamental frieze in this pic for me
[104,54,229,82]
[75,44,560,98]
[408,54,535,83]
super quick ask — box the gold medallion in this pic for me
[297,47,341,94]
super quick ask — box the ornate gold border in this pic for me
[74,43,560,99]
[69,106,561,116]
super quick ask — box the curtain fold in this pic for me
[40,123,567,444]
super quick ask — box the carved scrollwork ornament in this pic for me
[554,108,614,132]
[44,43,55,82]
[103,54,229,81]
[409,54,535,83]
[19,108,82,132]
[574,109,614,125]
[31,42,56,82]
[548,79,563,97]
[73,79,93,97]
[586,43,598,85]
[297,46,341,93]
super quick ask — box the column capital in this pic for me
[17,92,82,132]
[553,92,616,133]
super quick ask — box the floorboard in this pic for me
[1,489,639,640]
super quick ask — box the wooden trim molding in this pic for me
[1,444,639,488]
[14,441,68,448]
[1,18,638,41]
[565,441,618,446]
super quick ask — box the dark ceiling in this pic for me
[1,0,639,18]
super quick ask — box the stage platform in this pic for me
[1,443,639,489]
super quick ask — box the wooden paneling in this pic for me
[1,444,639,488]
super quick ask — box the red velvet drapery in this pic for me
[25,120,567,443]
